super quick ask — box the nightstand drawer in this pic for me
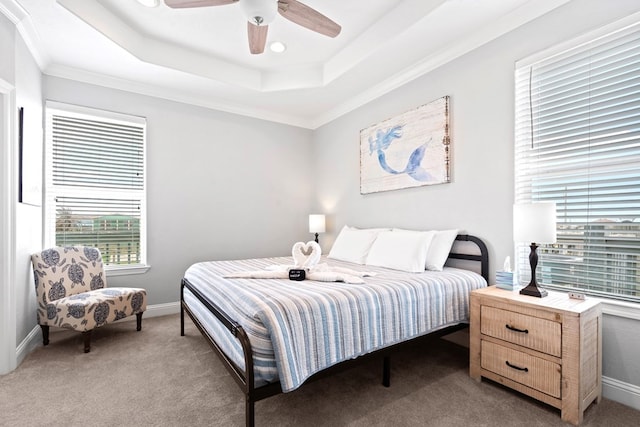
[481,306,561,357]
[481,340,561,398]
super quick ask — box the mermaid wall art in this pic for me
[360,96,450,194]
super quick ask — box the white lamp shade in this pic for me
[239,0,278,25]
[513,202,557,244]
[309,214,326,233]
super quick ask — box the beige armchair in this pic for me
[31,246,147,353]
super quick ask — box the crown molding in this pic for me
[0,0,51,70]
[57,0,332,92]
[0,0,25,24]
[44,64,314,129]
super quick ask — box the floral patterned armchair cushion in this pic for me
[31,246,147,352]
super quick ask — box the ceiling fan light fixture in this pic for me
[240,0,277,26]
[136,0,159,7]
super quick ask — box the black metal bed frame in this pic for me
[180,234,489,427]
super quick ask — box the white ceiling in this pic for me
[3,0,571,128]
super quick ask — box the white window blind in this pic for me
[515,18,640,302]
[45,102,147,271]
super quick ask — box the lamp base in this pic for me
[519,242,548,298]
[519,282,548,298]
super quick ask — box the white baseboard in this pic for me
[603,375,640,411]
[15,301,181,367]
[132,301,181,319]
[15,325,41,367]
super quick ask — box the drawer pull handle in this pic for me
[505,324,529,334]
[505,361,529,372]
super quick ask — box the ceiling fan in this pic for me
[164,0,342,55]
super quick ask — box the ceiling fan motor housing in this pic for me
[240,0,277,26]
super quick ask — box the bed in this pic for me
[180,234,489,426]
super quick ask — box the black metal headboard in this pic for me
[448,234,489,282]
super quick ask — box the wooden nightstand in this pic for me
[470,286,602,425]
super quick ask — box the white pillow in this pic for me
[366,230,435,272]
[425,229,459,271]
[348,226,392,233]
[328,226,380,264]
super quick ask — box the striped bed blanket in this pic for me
[183,256,487,392]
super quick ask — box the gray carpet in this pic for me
[1,314,637,426]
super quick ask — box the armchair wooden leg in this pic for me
[40,325,49,346]
[83,330,92,353]
[136,312,143,332]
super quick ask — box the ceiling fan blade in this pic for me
[248,22,268,55]
[164,0,237,9]
[277,0,341,38]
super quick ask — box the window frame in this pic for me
[514,14,640,303]
[44,101,149,276]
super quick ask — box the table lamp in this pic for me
[513,202,556,298]
[308,214,326,244]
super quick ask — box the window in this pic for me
[44,102,148,275]
[515,17,640,302]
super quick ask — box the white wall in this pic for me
[0,7,44,372]
[14,33,42,346]
[43,76,314,305]
[312,0,640,395]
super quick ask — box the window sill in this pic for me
[105,264,151,277]
[543,284,640,320]
[595,298,640,321]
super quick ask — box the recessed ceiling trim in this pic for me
[58,0,266,90]
[44,63,316,129]
[57,0,341,92]
[3,0,579,130]
[55,0,436,93]
[323,0,447,85]
[262,65,323,92]
[39,0,575,130]
[313,0,573,129]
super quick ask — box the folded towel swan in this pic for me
[292,241,322,268]
[223,241,376,284]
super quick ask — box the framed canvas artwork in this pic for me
[360,96,451,194]
[18,107,42,206]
